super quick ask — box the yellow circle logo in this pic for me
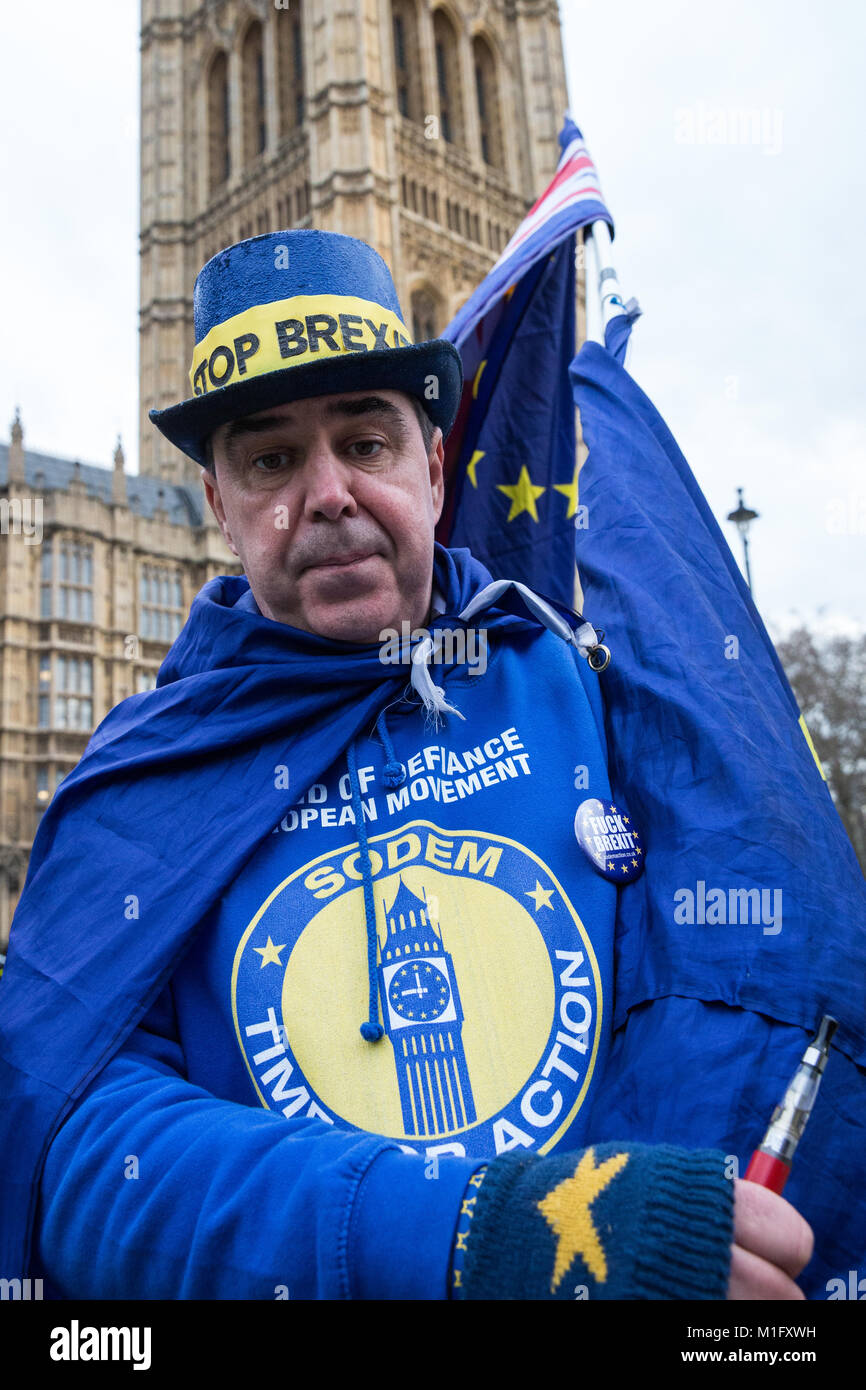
[232,821,603,1158]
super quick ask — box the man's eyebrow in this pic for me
[221,416,296,454]
[220,396,409,458]
[322,395,408,430]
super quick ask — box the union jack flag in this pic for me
[444,115,613,355]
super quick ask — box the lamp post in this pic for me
[727,487,759,595]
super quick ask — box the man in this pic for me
[2,230,811,1299]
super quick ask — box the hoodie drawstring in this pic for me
[347,737,385,1042]
[377,708,407,789]
[354,582,608,1040]
[350,711,405,1041]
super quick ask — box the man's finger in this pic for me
[732,1178,814,1278]
[727,1242,807,1300]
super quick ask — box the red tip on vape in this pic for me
[744,1015,837,1194]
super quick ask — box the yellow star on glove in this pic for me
[537,1148,629,1292]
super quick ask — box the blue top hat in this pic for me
[149,229,463,467]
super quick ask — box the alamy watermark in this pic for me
[674,880,782,935]
[826,1269,866,1299]
[825,492,866,535]
[1,1276,43,1299]
[49,1322,151,1370]
[0,496,42,544]
[674,102,783,156]
[379,621,488,676]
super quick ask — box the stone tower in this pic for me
[139,0,571,486]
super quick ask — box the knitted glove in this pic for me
[453,1142,735,1300]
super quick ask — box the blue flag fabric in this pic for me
[436,116,616,607]
[601,300,642,366]
[0,546,544,1280]
[437,239,578,604]
[570,335,866,1290]
[573,335,866,1049]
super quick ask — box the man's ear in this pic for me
[429,429,445,525]
[201,463,240,557]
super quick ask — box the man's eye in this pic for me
[349,439,384,458]
[252,452,291,472]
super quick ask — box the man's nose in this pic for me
[300,445,357,522]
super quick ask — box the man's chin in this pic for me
[291,596,403,645]
[289,563,403,643]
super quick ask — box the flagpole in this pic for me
[574,220,630,611]
[574,230,589,612]
[585,219,627,335]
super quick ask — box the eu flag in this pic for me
[437,117,614,606]
[440,109,866,1294]
[571,327,866,1296]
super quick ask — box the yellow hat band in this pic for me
[189,293,414,397]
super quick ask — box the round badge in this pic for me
[574,797,645,883]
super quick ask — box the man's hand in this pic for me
[727,1178,814,1299]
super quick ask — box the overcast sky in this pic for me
[1,0,863,636]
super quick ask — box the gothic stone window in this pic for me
[140,565,184,643]
[40,539,94,622]
[208,50,230,193]
[411,289,439,343]
[433,8,464,148]
[36,766,67,808]
[242,21,266,162]
[277,0,305,136]
[38,653,93,732]
[391,1,422,124]
[473,35,504,171]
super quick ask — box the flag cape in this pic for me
[0,546,542,1278]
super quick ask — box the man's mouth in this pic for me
[303,551,378,573]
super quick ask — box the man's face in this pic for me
[203,389,444,642]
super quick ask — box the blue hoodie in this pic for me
[4,546,738,1299]
[29,567,618,1297]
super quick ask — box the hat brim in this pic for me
[149,340,464,467]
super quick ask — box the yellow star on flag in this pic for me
[253,936,286,968]
[466,450,485,488]
[497,465,545,522]
[472,360,487,399]
[553,462,580,518]
[537,1148,629,1291]
[525,880,554,911]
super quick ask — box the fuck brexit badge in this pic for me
[574,797,645,883]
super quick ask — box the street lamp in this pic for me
[727,487,759,595]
